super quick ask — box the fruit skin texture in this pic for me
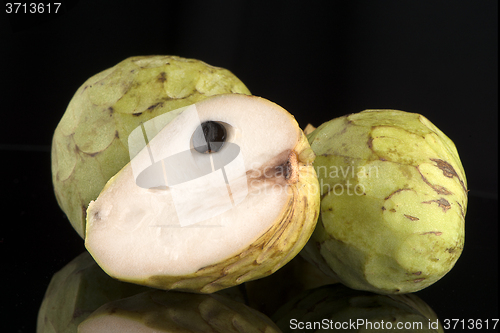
[51,55,251,238]
[37,252,150,333]
[78,290,282,333]
[301,110,467,294]
[85,95,320,293]
[272,284,444,333]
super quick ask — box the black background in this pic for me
[1,1,497,332]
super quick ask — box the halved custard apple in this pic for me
[85,94,320,293]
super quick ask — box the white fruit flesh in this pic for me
[85,94,302,282]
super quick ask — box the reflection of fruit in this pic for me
[78,289,282,333]
[52,55,251,238]
[302,110,467,294]
[85,94,320,293]
[36,252,150,333]
[246,255,338,317]
[272,284,444,332]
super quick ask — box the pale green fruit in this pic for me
[85,94,320,293]
[52,55,251,238]
[302,110,467,294]
[78,290,282,333]
[272,284,444,332]
[37,252,150,333]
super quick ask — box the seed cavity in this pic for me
[192,121,227,154]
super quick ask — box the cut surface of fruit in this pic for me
[85,94,319,293]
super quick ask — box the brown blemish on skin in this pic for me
[157,72,167,82]
[312,210,318,222]
[385,188,413,200]
[404,214,419,221]
[390,208,396,212]
[416,166,453,195]
[431,184,452,195]
[320,191,330,200]
[413,271,422,275]
[457,201,465,218]
[367,137,373,150]
[422,197,451,212]
[421,231,443,236]
[414,278,425,283]
[431,158,457,178]
[132,112,143,117]
[431,158,467,192]
[382,206,386,211]
[147,102,164,111]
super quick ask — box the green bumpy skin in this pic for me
[78,290,282,333]
[37,252,150,333]
[272,284,444,333]
[302,110,467,294]
[51,55,251,238]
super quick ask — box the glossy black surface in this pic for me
[2,1,497,332]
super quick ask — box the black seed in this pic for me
[193,121,227,153]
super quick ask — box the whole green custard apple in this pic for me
[51,55,251,238]
[301,110,467,294]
